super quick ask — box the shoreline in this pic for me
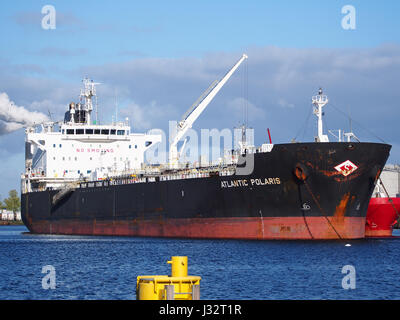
[0,221,24,226]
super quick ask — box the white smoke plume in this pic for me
[0,92,49,134]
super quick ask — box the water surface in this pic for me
[0,226,399,299]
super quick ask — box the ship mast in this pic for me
[80,78,100,125]
[312,88,329,142]
[169,54,248,168]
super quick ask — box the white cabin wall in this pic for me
[27,129,162,180]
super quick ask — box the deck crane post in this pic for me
[169,53,248,168]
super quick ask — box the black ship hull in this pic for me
[21,142,391,239]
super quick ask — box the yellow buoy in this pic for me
[167,256,188,277]
[136,256,201,300]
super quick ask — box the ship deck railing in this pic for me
[23,165,236,193]
[24,144,275,193]
[78,166,236,189]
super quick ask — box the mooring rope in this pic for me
[329,102,387,144]
[378,177,400,224]
[303,179,344,240]
[300,200,314,240]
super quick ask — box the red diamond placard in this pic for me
[334,160,358,177]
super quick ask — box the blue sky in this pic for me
[0,0,400,198]
[2,1,400,64]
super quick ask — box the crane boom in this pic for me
[169,53,248,167]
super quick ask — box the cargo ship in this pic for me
[21,54,391,240]
[365,166,400,237]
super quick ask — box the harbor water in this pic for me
[0,226,399,300]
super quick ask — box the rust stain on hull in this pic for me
[320,170,341,177]
[334,192,351,222]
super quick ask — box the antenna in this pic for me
[115,88,118,124]
[95,94,98,125]
[80,77,101,124]
[47,109,53,121]
[349,107,352,133]
[343,106,360,142]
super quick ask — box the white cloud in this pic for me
[119,100,179,131]
[277,98,295,109]
[227,97,265,121]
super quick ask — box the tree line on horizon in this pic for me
[0,189,21,213]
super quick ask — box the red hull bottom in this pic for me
[27,216,366,240]
[365,198,400,237]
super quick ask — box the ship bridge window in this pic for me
[85,129,93,134]
[145,141,152,147]
[76,129,84,135]
[111,129,116,135]
[94,129,101,134]
[117,130,125,135]
[66,129,74,135]
[101,129,109,135]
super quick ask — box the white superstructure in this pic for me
[22,78,161,192]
